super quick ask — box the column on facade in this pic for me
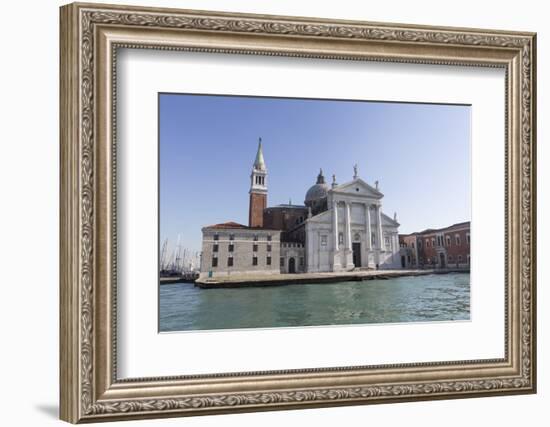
[377,205,384,251]
[332,200,339,251]
[345,202,352,250]
[365,203,372,250]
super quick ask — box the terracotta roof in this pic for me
[204,221,249,229]
[203,221,280,231]
[400,221,470,237]
[270,204,307,209]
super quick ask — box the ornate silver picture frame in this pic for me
[60,2,536,423]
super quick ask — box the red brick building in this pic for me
[398,221,470,269]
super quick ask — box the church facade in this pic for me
[199,140,402,278]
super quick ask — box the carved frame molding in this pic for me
[60,2,536,423]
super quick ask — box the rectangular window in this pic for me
[339,233,344,245]
[213,244,219,253]
[266,256,271,265]
[253,234,258,241]
[213,234,219,241]
[253,244,258,252]
[458,255,463,262]
[446,236,451,246]
[228,244,234,252]
[466,234,470,245]
[371,232,376,246]
[426,239,430,247]
[212,257,218,267]
[252,256,258,266]
[431,238,435,247]
[229,234,234,241]
[227,257,233,267]
[455,235,461,245]
[300,257,304,266]
[321,235,327,246]
[412,242,415,249]
[267,244,272,252]
[280,257,285,267]
[267,235,272,241]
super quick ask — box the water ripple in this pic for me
[159,273,471,332]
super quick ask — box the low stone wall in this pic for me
[195,268,469,288]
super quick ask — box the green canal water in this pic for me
[159,273,470,332]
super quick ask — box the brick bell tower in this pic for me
[249,138,267,228]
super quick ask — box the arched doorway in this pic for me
[439,252,446,268]
[288,257,296,273]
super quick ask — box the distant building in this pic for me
[200,139,403,278]
[399,222,470,269]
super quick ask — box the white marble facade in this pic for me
[305,177,401,272]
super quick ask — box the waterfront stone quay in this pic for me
[160,277,189,285]
[194,268,469,288]
[160,271,199,285]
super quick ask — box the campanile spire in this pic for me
[249,138,268,227]
[253,137,266,171]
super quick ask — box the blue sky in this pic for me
[160,93,470,253]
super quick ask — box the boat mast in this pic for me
[160,238,168,271]
[174,234,182,273]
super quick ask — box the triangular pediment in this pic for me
[381,212,400,227]
[330,178,383,199]
[308,209,331,223]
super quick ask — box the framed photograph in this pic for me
[60,2,537,423]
